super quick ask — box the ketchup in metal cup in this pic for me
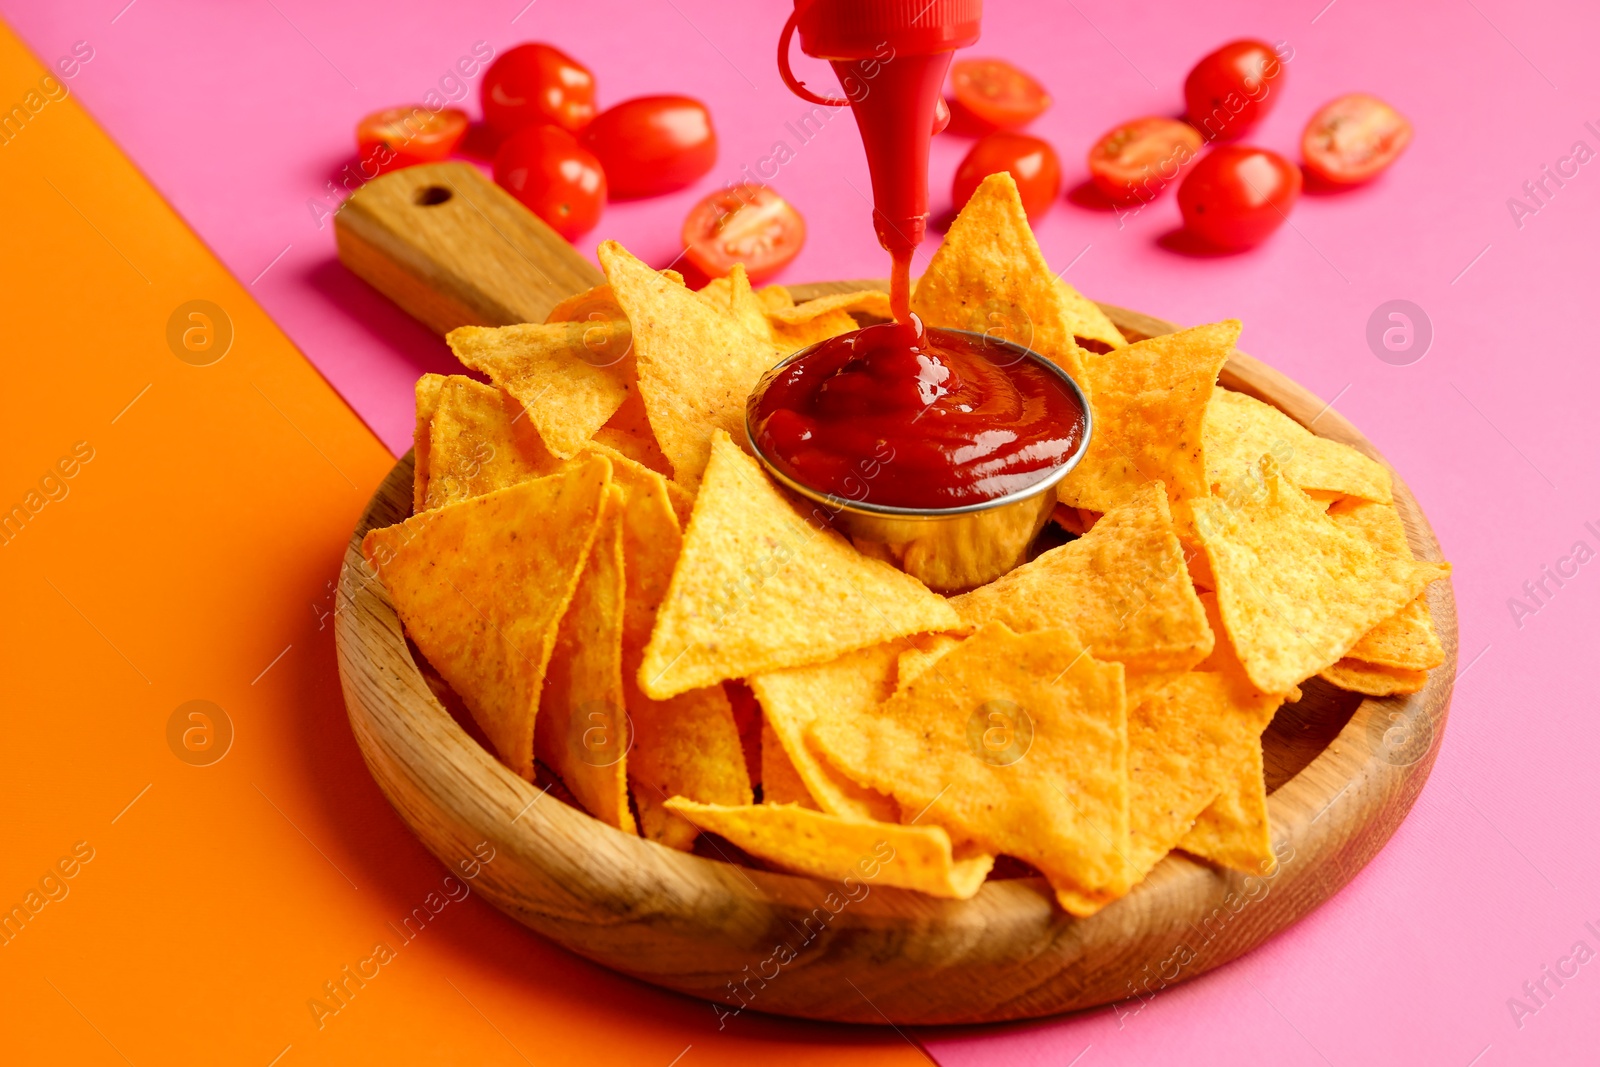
[780,0,981,320]
[751,317,1087,509]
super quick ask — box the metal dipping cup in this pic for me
[746,330,1093,594]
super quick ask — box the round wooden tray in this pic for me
[334,297,1456,1026]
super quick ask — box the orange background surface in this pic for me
[0,25,925,1066]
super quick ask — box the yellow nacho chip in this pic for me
[423,376,560,510]
[809,623,1131,917]
[760,717,816,807]
[412,373,447,512]
[911,172,1095,390]
[599,241,782,487]
[1206,388,1393,504]
[1192,455,1448,694]
[1057,321,1237,518]
[361,457,612,778]
[664,799,995,899]
[447,320,636,459]
[639,431,962,698]
[894,632,965,693]
[1126,671,1281,881]
[952,482,1212,672]
[697,265,773,340]
[755,284,794,312]
[770,289,893,326]
[1320,658,1429,696]
[1179,736,1274,873]
[1327,498,1446,671]
[610,447,751,849]
[749,644,902,822]
[1056,278,1128,350]
[537,486,635,834]
[595,388,674,474]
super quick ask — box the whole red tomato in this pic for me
[583,95,717,199]
[494,125,606,240]
[953,131,1060,219]
[481,43,596,138]
[1177,145,1302,250]
[1184,39,1286,142]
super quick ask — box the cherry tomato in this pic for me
[1087,117,1204,204]
[1184,39,1286,142]
[1301,93,1413,185]
[481,43,596,137]
[948,58,1051,133]
[682,184,804,282]
[494,125,606,241]
[953,131,1061,220]
[583,95,717,199]
[356,106,468,170]
[1177,145,1302,250]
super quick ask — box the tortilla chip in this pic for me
[1327,499,1446,671]
[697,265,773,341]
[1179,736,1274,873]
[1126,671,1281,881]
[1206,388,1393,504]
[749,644,902,822]
[599,241,782,487]
[771,289,893,327]
[413,373,447,512]
[611,446,751,849]
[809,623,1131,917]
[1320,658,1429,696]
[952,482,1212,673]
[1056,279,1128,351]
[912,172,1095,390]
[664,799,995,899]
[596,388,675,474]
[769,290,893,351]
[536,486,635,833]
[423,376,561,510]
[1192,455,1449,694]
[895,633,965,692]
[1056,321,1237,518]
[361,457,612,778]
[447,320,636,459]
[639,431,962,697]
[761,717,816,807]
[544,282,621,324]
[755,284,794,312]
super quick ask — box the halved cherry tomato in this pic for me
[494,125,606,241]
[1302,93,1413,185]
[948,58,1051,133]
[1184,39,1286,142]
[1177,145,1302,250]
[1087,117,1204,204]
[481,43,596,137]
[953,131,1060,220]
[682,184,804,282]
[356,106,468,171]
[583,95,717,200]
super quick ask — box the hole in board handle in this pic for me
[415,186,453,206]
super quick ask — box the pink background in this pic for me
[7,0,1599,1062]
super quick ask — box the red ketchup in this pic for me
[750,318,1086,509]
[779,0,981,320]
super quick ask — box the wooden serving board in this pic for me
[333,163,1456,1024]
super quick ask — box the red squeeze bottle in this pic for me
[779,0,982,321]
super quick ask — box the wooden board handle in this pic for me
[335,161,603,335]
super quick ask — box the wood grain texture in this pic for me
[334,161,604,334]
[335,292,1456,1025]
